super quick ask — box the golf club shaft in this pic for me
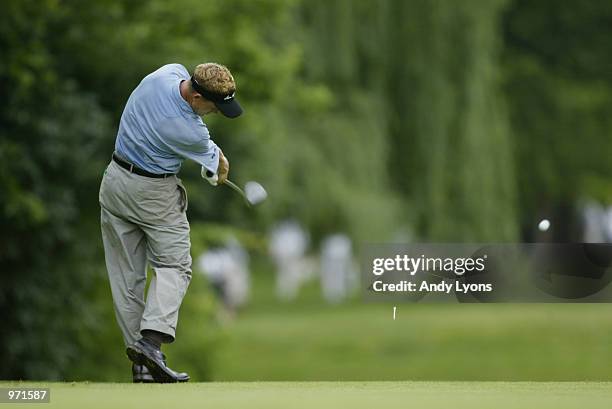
[224,179,250,206]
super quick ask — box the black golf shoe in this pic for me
[126,339,190,383]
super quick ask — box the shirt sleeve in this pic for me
[181,136,220,175]
[160,117,221,174]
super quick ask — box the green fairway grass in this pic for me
[80,271,612,382]
[204,301,612,381]
[2,382,612,409]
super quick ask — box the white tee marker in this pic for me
[393,306,397,320]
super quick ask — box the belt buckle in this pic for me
[129,164,134,173]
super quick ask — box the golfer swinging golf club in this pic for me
[99,62,242,383]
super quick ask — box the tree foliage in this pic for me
[503,0,612,238]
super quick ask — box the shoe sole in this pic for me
[126,345,179,383]
[133,378,155,384]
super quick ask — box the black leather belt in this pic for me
[112,153,175,179]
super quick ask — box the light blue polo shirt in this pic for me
[115,64,220,174]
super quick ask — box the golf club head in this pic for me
[224,179,267,207]
[244,181,267,206]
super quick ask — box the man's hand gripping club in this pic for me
[201,149,229,186]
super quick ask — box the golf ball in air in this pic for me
[538,219,550,232]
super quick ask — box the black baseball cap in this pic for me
[191,76,243,118]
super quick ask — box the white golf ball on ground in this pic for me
[538,219,550,232]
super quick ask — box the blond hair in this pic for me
[193,63,236,94]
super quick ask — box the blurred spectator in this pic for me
[320,234,357,303]
[197,237,250,313]
[582,201,610,243]
[605,207,612,242]
[269,221,311,301]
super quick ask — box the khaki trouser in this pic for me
[99,160,191,346]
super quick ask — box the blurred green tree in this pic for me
[503,0,612,239]
[0,0,110,379]
[299,0,517,241]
